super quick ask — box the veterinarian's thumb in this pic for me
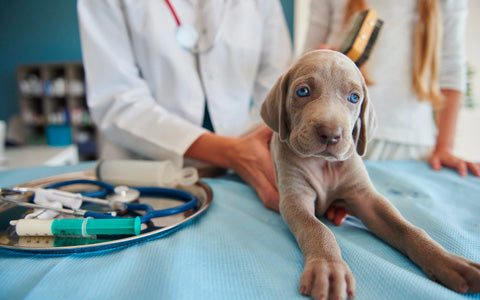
[430,156,442,171]
[255,125,273,142]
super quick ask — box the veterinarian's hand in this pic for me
[430,147,480,177]
[229,126,280,211]
[326,206,348,226]
[184,127,279,211]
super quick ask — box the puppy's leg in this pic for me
[348,185,480,293]
[278,175,355,300]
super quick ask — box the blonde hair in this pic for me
[343,0,443,107]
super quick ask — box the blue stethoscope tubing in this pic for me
[44,179,198,223]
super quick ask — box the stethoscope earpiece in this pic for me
[176,24,199,51]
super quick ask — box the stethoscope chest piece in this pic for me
[176,24,199,51]
[106,186,140,203]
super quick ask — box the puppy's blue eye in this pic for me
[296,87,310,97]
[348,93,360,103]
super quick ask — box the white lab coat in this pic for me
[78,0,292,166]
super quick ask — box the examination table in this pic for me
[0,161,479,300]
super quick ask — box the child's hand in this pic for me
[430,148,480,177]
[316,44,338,51]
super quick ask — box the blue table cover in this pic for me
[0,161,479,300]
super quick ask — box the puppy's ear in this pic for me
[353,83,376,156]
[261,72,290,141]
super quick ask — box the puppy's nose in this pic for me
[316,126,342,145]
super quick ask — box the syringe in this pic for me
[10,217,141,237]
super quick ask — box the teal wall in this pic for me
[280,0,295,42]
[0,0,294,123]
[0,0,82,122]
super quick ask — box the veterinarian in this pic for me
[77,0,292,211]
[304,0,480,177]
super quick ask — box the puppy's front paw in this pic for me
[299,259,355,300]
[425,253,480,293]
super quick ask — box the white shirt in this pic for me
[78,0,292,166]
[304,0,467,147]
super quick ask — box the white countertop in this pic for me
[0,145,79,170]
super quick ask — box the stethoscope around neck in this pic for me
[164,0,225,53]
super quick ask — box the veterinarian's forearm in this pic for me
[184,132,237,168]
[434,89,462,151]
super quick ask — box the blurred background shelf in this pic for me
[16,62,97,161]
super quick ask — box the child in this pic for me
[304,0,479,177]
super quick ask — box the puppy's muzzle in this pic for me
[316,125,342,146]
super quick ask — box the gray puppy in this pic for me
[261,50,480,300]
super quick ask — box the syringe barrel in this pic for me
[51,217,141,236]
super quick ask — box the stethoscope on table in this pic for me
[164,0,226,53]
[1,180,198,237]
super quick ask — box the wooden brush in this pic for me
[340,9,384,67]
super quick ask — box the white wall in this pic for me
[293,0,479,162]
[465,0,480,103]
